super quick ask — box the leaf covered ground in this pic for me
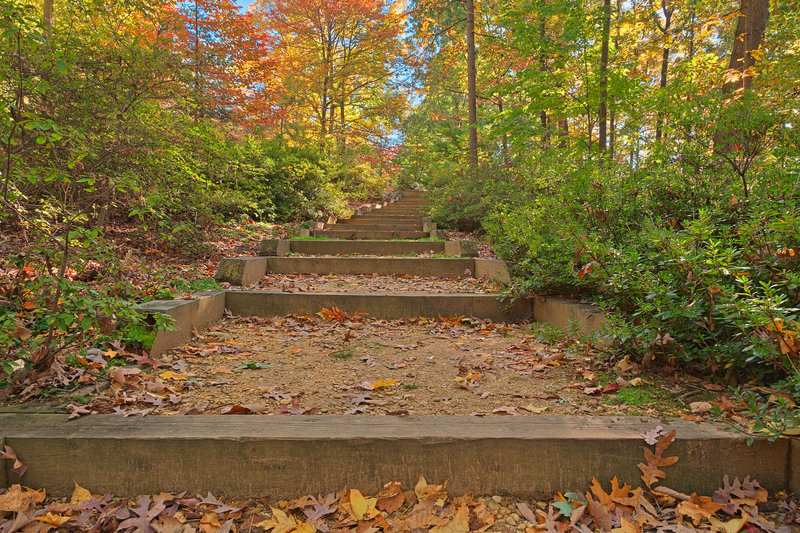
[1,428,799,533]
[2,307,750,422]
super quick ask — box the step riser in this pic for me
[263,257,475,277]
[1,415,793,499]
[311,230,431,240]
[289,240,447,256]
[225,291,530,321]
[326,225,423,232]
[343,217,425,223]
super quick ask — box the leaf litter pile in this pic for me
[2,427,799,532]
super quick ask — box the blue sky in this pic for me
[236,0,253,10]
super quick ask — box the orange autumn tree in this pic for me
[252,0,408,151]
[173,0,280,125]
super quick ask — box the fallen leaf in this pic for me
[376,482,404,513]
[520,404,549,414]
[415,475,447,502]
[690,401,713,414]
[159,371,188,381]
[360,378,400,391]
[0,445,27,478]
[638,430,679,488]
[348,489,380,521]
[33,512,72,526]
[677,494,725,525]
[709,512,750,533]
[70,482,92,505]
[430,505,469,533]
[221,404,266,414]
[0,484,46,513]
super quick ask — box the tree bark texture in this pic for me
[723,0,770,93]
[598,0,611,156]
[466,0,478,171]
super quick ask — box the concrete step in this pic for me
[225,290,530,321]
[325,224,423,232]
[311,230,431,240]
[260,257,475,277]
[1,414,793,499]
[217,254,508,286]
[341,216,425,223]
[378,208,426,213]
[289,239,449,256]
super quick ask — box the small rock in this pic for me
[491,495,503,504]
[510,513,520,522]
[486,500,501,513]
[504,516,517,526]
[516,524,526,531]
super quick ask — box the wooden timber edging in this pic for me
[1,414,795,499]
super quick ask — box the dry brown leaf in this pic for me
[690,401,713,414]
[430,505,469,533]
[414,475,447,502]
[586,495,613,532]
[589,477,615,511]
[638,430,679,487]
[0,484,46,513]
[677,494,725,526]
[376,481,404,513]
[612,516,641,533]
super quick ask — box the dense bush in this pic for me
[424,98,800,394]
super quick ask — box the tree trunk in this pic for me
[43,0,53,27]
[466,0,478,171]
[498,94,509,167]
[598,0,611,156]
[558,118,569,149]
[539,15,549,147]
[655,0,673,142]
[722,0,770,93]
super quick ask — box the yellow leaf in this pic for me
[367,378,400,390]
[159,371,187,381]
[257,507,294,533]
[430,505,469,533]
[349,489,380,521]
[70,481,92,505]
[34,512,72,526]
[709,512,749,533]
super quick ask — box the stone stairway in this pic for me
[214,190,522,322]
[310,191,435,239]
[2,191,793,502]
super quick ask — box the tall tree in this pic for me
[254,0,406,149]
[466,0,478,170]
[598,0,611,156]
[722,0,770,93]
[654,0,674,141]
